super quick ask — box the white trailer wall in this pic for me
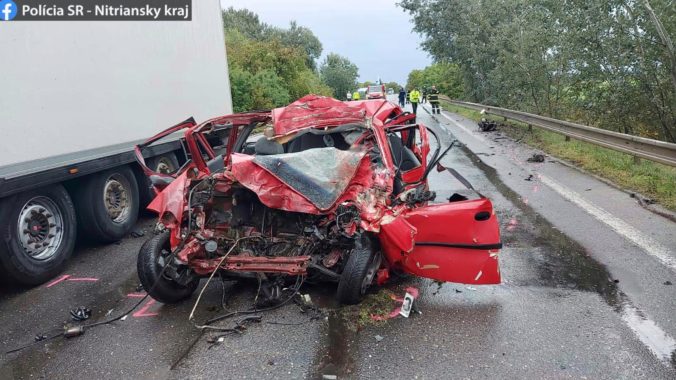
[0,0,232,167]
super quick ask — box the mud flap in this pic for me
[386,198,501,284]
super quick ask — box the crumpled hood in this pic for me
[229,148,373,214]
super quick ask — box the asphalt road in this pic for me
[1,99,675,379]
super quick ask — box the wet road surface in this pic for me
[1,102,675,379]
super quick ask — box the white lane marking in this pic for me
[539,175,676,272]
[442,109,676,366]
[441,110,676,273]
[621,303,676,364]
[434,106,490,144]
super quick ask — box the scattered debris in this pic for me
[585,188,592,191]
[664,281,672,286]
[612,279,620,283]
[69,307,91,321]
[465,286,477,291]
[399,292,415,318]
[63,325,85,338]
[322,375,338,380]
[130,229,145,238]
[478,120,498,132]
[374,335,384,342]
[455,289,462,293]
[135,283,144,292]
[525,174,534,181]
[34,334,48,342]
[526,153,546,163]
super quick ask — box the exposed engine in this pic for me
[184,181,361,281]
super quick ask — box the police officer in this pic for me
[398,87,406,107]
[409,88,421,114]
[428,85,440,114]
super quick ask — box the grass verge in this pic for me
[440,100,676,211]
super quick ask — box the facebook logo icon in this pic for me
[0,0,17,21]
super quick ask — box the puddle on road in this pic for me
[458,143,676,368]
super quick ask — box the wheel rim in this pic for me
[155,157,175,174]
[361,252,382,294]
[17,196,64,261]
[103,174,131,224]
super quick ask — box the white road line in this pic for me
[539,175,676,271]
[621,303,676,364]
[434,106,490,144]
[441,110,676,273]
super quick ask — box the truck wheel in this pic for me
[137,152,180,208]
[137,231,199,304]
[336,235,381,305]
[0,185,77,285]
[74,166,139,242]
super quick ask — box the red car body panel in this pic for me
[136,95,501,286]
[387,198,501,284]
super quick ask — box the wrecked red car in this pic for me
[135,95,501,305]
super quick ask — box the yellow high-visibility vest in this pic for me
[410,90,421,103]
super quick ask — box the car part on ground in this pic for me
[136,95,502,305]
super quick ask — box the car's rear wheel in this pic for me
[336,235,380,305]
[137,231,199,304]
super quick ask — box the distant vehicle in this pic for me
[367,84,386,99]
[358,87,367,100]
[387,88,394,95]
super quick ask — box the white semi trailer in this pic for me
[0,0,232,284]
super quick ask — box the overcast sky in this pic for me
[219,0,431,85]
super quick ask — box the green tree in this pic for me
[223,8,334,111]
[320,53,360,100]
[399,0,676,142]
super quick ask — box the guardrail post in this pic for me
[633,156,641,165]
[565,136,571,142]
[528,124,532,132]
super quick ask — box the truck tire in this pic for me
[73,166,139,243]
[0,185,77,285]
[137,231,199,304]
[336,235,381,305]
[138,152,180,208]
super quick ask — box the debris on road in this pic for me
[525,174,534,181]
[69,307,92,321]
[399,292,415,318]
[130,228,145,238]
[664,281,673,286]
[375,335,384,342]
[526,153,546,163]
[478,119,498,132]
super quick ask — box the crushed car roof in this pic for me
[271,94,399,136]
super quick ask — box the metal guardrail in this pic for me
[440,96,676,167]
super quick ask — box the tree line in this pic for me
[223,8,361,112]
[399,0,676,142]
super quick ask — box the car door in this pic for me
[380,197,501,285]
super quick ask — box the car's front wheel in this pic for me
[137,231,199,304]
[336,235,381,305]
